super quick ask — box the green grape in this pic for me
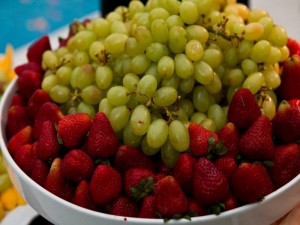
[151,19,169,43]
[248,9,268,22]
[226,85,241,103]
[128,0,145,19]
[73,50,90,66]
[146,42,169,62]
[241,58,258,76]
[223,68,245,86]
[157,55,175,78]
[166,15,184,28]
[194,60,214,85]
[207,104,227,131]
[55,46,69,58]
[258,16,274,39]
[73,30,96,51]
[193,85,211,113]
[238,40,254,60]
[77,101,96,118]
[98,98,114,115]
[242,72,265,94]
[279,46,290,62]
[193,0,214,15]
[153,86,178,107]
[134,26,154,50]
[123,122,143,148]
[49,85,70,104]
[174,107,189,121]
[230,22,245,37]
[92,18,110,38]
[110,20,129,35]
[161,139,180,168]
[107,86,131,106]
[114,54,132,77]
[136,74,158,104]
[0,173,12,192]
[59,52,74,67]
[136,12,151,29]
[200,118,216,132]
[125,37,145,57]
[42,74,58,93]
[161,74,180,89]
[164,0,180,15]
[179,1,198,24]
[179,77,195,94]
[149,7,170,23]
[168,120,190,152]
[190,112,207,124]
[130,53,151,75]
[250,40,271,63]
[123,73,140,92]
[185,39,203,61]
[186,25,209,45]
[147,118,169,149]
[95,65,114,90]
[265,46,282,64]
[56,66,72,85]
[89,41,106,62]
[178,98,194,118]
[224,47,239,67]
[130,104,151,136]
[268,25,288,47]
[202,48,223,69]
[104,33,128,55]
[142,136,160,156]
[174,53,194,79]
[205,73,222,94]
[145,63,162,84]
[81,85,104,105]
[260,94,276,120]
[244,22,264,41]
[71,64,95,89]
[207,9,223,26]
[263,67,281,89]
[108,105,130,132]
[106,11,123,23]
[168,25,187,54]
[42,50,59,70]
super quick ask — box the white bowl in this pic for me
[1,78,300,225]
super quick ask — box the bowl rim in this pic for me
[1,77,300,224]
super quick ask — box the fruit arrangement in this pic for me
[3,0,300,221]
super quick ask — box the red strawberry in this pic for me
[287,37,300,56]
[11,93,26,107]
[14,144,37,175]
[36,121,59,161]
[187,199,206,217]
[217,122,239,158]
[61,149,94,182]
[57,113,92,149]
[90,164,122,205]
[214,157,237,180]
[45,158,75,201]
[123,168,154,200]
[239,115,275,161]
[277,54,300,100]
[188,123,219,157]
[173,153,196,193]
[272,100,300,143]
[270,143,300,188]
[6,105,31,139]
[138,195,156,218]
[231,162,274,203]
[72,180,97,211]
[7,125,32,157]
[30,158,49,187]
[193,158,229,206]
[224,193,238,211]
[14,61,42,76]
[27,89,51,119]
[17,70,42,99]
[85,112,119,158]
[227,88,261,130]
[33,102,63,139]
[114,145,155,173]
[27,35,51,64]
[107,196,139,217]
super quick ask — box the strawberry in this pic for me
[123,168,154,200]
[30,158,49,187]
[231,162,274,203]
[287,37,300,56]
[154,175,188,218]
[7,125,32,157]
[85,112,119,158]
[27,35,51,64]
[214,157,237,180]
[6,105,31,139]
[227,88,261,130]
[239,115,275,161]
[113,145,155,173]
[36,121,59,161]
[14,144,37,175]
[27,89,51,119]
[14,61,42,76]
[11,93,26,107]
[277,54,300,100]
[17,69,42,100]
[45,158,75,201]
[187,199,206,217]
[224,193,238,211]
[33,102,63,139]
[90,164,122,205]
[72,180,97,211]
[270,143,300,188]
[61,149,94,182]
[107,196,139,217]
[217,122,239,158]
[188,123,219,157]
[173,153,196,193]
[272,100,300,143]
[192,157,229,206]
[57,113,92,149]
[138,195,156,218]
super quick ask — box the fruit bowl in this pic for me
[1,77,300,225]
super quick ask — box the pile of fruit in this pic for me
[3,0,300,220]
[0,46,26,221]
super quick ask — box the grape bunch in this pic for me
[40,0,289,167]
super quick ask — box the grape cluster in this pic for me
[41,0,289,167]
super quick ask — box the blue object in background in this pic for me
[0,0,101,53]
